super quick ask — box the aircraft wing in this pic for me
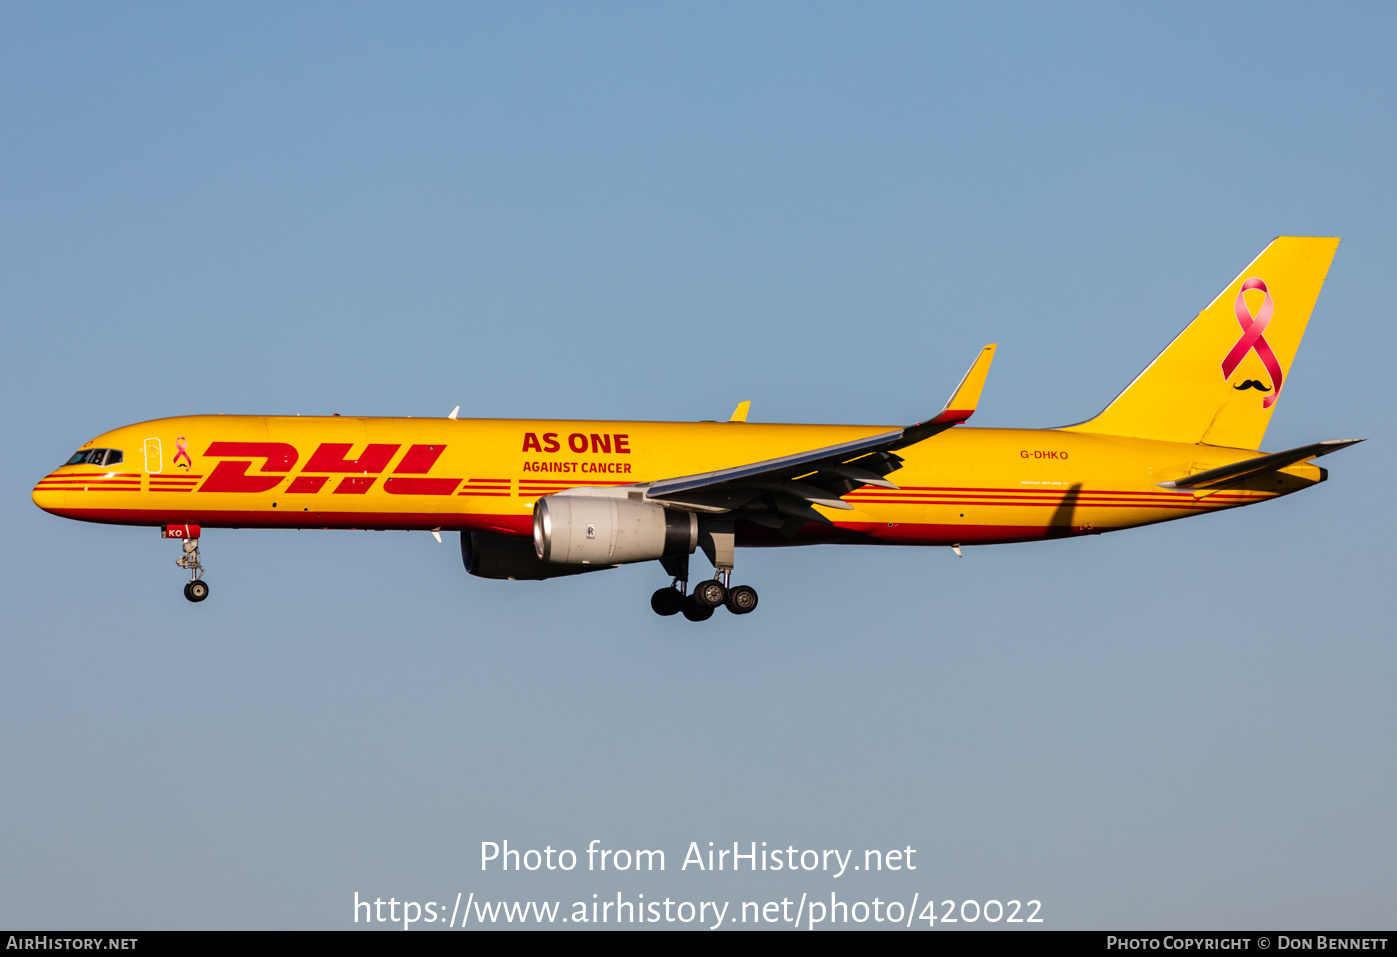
[642,345,996,532]
[1157,438,1365,490]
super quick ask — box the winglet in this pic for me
[930,344,996,425]
[729,400,751,423]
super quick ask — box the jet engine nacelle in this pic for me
[461,530,609,581]
[534,493,698,566]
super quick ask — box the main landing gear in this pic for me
[650,552,759,621]
[176,536,209,603]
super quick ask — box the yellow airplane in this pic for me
[33,236,1361,620]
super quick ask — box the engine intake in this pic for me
[534,495,697,566]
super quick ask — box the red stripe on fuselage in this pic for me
[40,498,1244,547]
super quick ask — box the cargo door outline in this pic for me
[144,437,163,474]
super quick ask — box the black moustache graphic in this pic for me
[1233,379,1273,392]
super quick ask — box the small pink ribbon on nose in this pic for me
[1220,277,1283,409]
[173,436,193,467]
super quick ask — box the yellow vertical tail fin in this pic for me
[1064,236,1339,449]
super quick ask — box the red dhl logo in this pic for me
[197,442,461,495]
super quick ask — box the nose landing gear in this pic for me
[172,533,208,602]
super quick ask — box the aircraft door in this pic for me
[144,437,163,473]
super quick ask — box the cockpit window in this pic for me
[65,448,123,467]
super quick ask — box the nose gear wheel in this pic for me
[175,537,209,603]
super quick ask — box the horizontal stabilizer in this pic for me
[1158,439,1364,490]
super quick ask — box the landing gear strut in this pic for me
[651,537,758,621]
[652,552,690,617]
[176,537,209,603]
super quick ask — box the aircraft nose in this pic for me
[32,474,67,513]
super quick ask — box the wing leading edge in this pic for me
[639,345,997,533]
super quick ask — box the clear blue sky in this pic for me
[2,2,1393,929]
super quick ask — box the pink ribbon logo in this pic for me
[173,436,193,468]
[1220,277,1283,409]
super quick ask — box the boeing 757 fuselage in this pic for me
[33,237,1360,620]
